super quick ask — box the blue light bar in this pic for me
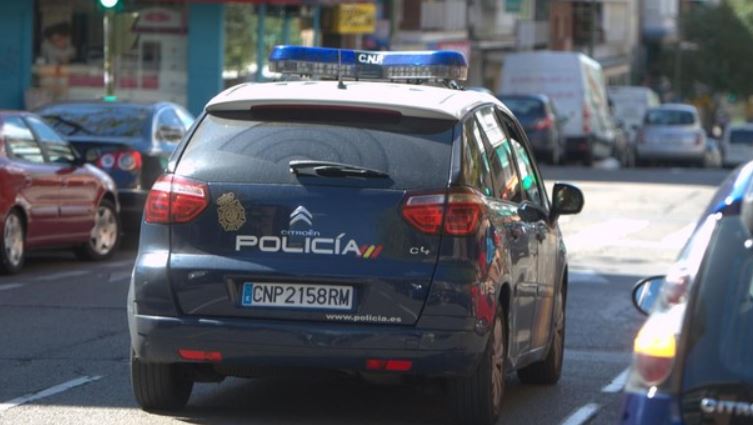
[268,46,468,81]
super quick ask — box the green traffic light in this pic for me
[99,0,120,9]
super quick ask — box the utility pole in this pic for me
[97,0,121,100]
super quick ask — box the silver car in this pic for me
[721,123,753,167]
[636,104,707,166]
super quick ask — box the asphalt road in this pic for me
[0,165,732,425]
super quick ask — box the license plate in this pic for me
[241,282,354,311]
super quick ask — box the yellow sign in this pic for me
[331,3,376,34]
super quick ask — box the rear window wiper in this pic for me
[289,160,389,179]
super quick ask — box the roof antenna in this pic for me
[337,49,347,90]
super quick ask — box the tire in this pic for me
[75,200,120,261]
[517,284,565,385]
[448,306,506,425]
[131,351,193,411]
[1,210,25,275]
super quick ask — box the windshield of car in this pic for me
[644,109,696,126]
[682,216,753,390]
[37,104,150,138]
[730,129,753,145]
[499,97,546,121]
[176,109,455,190]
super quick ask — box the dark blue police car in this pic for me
[127,46,585,425]
[623,161,753,424]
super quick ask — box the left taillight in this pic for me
[633,318,677,386]
[145,174,209,224]
[533,116,554,131]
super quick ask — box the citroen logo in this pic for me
[290,206,313,227]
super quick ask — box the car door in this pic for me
[472,107,537,356]
[501,115,559,350]
[26,115,96,238]
[2,116,62,245]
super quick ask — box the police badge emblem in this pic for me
[216,192,246,231]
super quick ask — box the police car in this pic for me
[127,46,585,425]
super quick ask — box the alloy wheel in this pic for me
[89,206,118,256]
[490,316,505,415]
[3,214,24,267]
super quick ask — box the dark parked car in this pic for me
[499,94,564,164]
[0,111,120,274]
[622,161,753,424]
[127,46,585,425]
[35,101,194,235]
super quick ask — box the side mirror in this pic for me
[551,183,584,220]
[632,276,666,315]
[518,201,548,223]
[157,125,184,143]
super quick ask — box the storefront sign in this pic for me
[330,3,376,34]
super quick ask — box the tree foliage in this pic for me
[675,1,753,98]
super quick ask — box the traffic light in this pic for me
[97,0,123,12]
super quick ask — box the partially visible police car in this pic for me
[127,46,585,425]
[624,162,753,424]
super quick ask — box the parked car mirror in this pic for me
[551,183,584,220]
[518,201,548,223]
[157,125,184,142]
[632,276,666,315]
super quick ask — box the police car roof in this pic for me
[206,81,502,121]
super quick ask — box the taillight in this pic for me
[97,150,142,171]
[117,151,142,171]
[695,132,703,146]
[533,116,554,131]
[401,187,484,236]
[145,175,209,224]
[633,321,677,385]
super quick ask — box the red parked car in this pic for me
[0,111,120,274]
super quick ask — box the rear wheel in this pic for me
[448,306,506,425]
[76,200,119,261]
[1,210,25,275]
[517,284,565,385]
[131,351,193,411]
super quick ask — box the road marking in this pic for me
[560,403,601,425]
[569,268,610,284]
[601,367,630,393]
[0,375,102,413]
[565,219,650,250]
[34,270,90,282]
[0,283,24,291]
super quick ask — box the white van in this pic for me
[607,86,660,141]
[499,51,615,164]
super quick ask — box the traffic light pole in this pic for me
[103,11,115,98]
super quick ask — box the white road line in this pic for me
[0,375,102,413]
[34,270,90,282]
[560,403,601,425]
[601,367,630,393]
[0,283,25,292]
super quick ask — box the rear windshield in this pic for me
[499,97,545,120]
[645,109,695,126]
[175,109,455,189]
[730,129,753,145]
[683,216,753,390]
[37,104,150,138]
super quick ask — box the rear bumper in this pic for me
[620,391,684,425]
[130,313,488,377]
[636,146,704,162]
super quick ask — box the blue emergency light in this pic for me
[268,46,468,82]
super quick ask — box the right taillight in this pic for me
[96,150,142,171]
[401,187,484,236]
[145,175,209,224]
